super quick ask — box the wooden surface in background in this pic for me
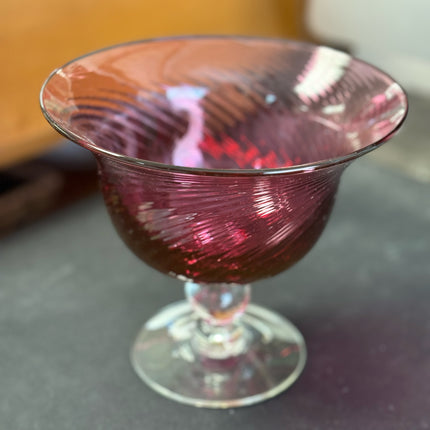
[0,0,309,168]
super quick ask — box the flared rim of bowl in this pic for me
[40,35,409,176]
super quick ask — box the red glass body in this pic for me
[40,37,407,284]
[98,155,345,283]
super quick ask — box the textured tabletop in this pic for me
[1,158,429,430]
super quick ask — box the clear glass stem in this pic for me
[184,282,251,360]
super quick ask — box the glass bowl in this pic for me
[40,36,408,408]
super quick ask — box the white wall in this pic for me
[307,0,430,94]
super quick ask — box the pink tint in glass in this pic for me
[40,36,408,408]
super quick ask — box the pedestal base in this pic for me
[131,301,306,408]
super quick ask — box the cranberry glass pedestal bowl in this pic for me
[40,37,407,408]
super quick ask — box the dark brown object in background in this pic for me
[0,160,98,238]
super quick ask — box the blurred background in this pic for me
[0,0,428,236]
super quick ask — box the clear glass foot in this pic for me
[131,283,306,408]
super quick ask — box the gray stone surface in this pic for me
[1,157,429,430]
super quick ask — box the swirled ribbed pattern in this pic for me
[100,159,343,283]
[40,37,407,283]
